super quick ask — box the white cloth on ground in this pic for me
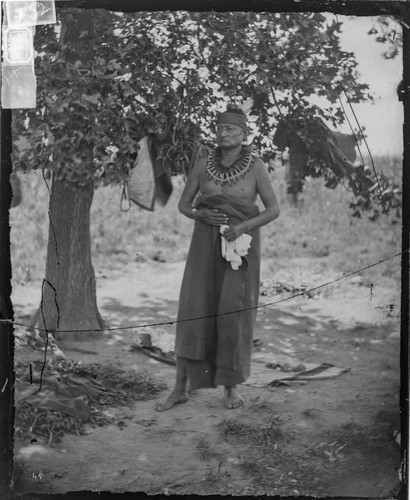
[219,224,252,270]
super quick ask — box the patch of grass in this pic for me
[332,420,396,449]
[269,171,401,279]
[259,415,284,447]
[217,415,283,449]
[195,436,221,461]
[216,413,339,496]
[217,417,251,440]
[317,417,401,465]
[238,456,264,479]
[235,452,333,497]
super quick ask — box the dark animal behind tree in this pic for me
[273,119,358,206]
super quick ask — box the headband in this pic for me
[216,112,248,130]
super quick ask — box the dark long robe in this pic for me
[175,194,261,390]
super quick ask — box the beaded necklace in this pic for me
[206,146,256,186]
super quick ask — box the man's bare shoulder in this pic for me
[191,150,209,174]
[252,155,267,167]
[252,156,270,177]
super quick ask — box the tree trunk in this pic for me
[29,11,105,341]
[32,177,105,340]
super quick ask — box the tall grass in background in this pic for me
[267,154,402,285]
[10,155,402,287]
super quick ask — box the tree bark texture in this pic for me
[33,178,104,340]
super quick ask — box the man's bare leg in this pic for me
[155,357,189,411]
[224,385,243,409]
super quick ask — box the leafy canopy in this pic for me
[367,15,403,59]
[12,9,370,187]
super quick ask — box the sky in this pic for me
[333,15,403,157]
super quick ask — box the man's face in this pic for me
[216,123,245,149]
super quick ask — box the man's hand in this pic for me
[196,208,229,226]
[222,223,246,242]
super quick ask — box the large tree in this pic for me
[11,9,376,338]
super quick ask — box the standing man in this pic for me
[156,107,280,411]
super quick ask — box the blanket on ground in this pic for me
[15,373,106,420]
[175,194,260,389]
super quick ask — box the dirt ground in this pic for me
[11,258,402,497]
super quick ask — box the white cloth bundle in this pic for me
[219,225,252,270]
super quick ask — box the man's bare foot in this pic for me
[224,387,243,409]
[155,390,189,412]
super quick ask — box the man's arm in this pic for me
[223,159,280,241]
[178,156,229,226]
[251,158,281,228]
[178,158,203,220]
